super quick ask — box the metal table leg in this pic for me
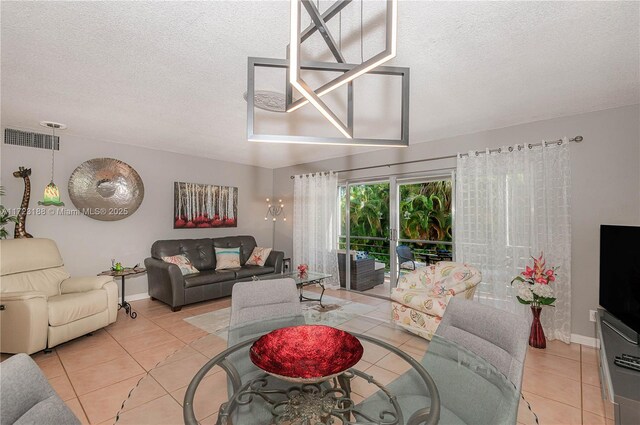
[118,276,137,319]
[298,279,326,308]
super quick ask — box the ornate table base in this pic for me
[298,279,326,308]
[98,268,145,319]
[184,331,439,425]
[117,275,137,319]
[217,371,401,425]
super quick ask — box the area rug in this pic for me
[183,295,383,340]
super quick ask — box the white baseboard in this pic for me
[570,333,600,348]
[125,293,150,302]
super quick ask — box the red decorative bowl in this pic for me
[250,325,364,383]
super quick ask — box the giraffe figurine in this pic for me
[12,166,33,238]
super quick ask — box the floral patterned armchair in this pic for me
[391,262,482,340]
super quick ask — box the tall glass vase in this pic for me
[529,306,546,349]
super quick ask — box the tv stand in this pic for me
[602,319,639,345]
[596,309,640,425]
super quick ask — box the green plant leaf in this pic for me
[516,296,531,305]
[539,297,556,306]
[511,276,525,284]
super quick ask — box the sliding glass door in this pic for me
[339,181,390,293]
[339,173,454,298]
[394,177,454,286]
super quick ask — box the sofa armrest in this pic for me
[60,276,115,294]
[439,265,482,299]
[445,281,479,302]
[396,269,425,290]
[0,292,48,354]
[264,250,284,273]
[444,280,479,298]
[144,257,185,309]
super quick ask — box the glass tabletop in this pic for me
[97,267,146,277]
[184,317,521,425]
[253,271,332,285]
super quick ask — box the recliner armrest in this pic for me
[264,250,284,272]
[0,291,47,301]
[60,276,115,294]
[0,292,49,354]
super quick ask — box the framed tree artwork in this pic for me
[174,182,238,228]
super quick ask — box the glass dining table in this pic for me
[183,318,522,425]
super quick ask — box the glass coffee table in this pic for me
[253,271,332,308]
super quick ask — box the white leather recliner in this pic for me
[0,238,118,354]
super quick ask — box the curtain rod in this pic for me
[290,135,583,179]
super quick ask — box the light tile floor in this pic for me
[1,287,611,425]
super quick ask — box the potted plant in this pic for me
[0,186,17,239]
[511,253,558,349]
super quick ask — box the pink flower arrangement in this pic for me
[511,253,558,307]
[297,264,308,276]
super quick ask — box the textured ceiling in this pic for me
[2,1,638,169]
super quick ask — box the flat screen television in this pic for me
[599,225,640,337]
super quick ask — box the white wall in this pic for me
[273,105,640,339]
[2,105,638,337]
[1,130,274,297]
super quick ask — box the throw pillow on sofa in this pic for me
[162,254,199,275]
[215,247,241,270]
[245,247,272,267]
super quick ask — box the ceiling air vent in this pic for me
[4,128,59,150]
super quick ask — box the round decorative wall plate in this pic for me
[68,158,144,221]
[250,325,364,383]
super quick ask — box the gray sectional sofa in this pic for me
[145,236,284,311]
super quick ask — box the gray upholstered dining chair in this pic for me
[228,278,305,342]
[358,298,529,425]
[225,278,306,424]
[0,354,80,425]
[229,278,303,324]
[435,298,530,391]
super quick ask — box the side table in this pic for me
[98,267,146,319]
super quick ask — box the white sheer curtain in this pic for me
[455,140,572,342]
[293,172,340,288]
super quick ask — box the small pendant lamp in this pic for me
[38,121,66,207]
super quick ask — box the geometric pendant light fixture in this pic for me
[288,0,398,119]
[37,121,65,206]
[247,0,410,147]
[289,0,353,138]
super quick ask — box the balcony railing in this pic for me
[338,236,390,269]
[338,236,453,269]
